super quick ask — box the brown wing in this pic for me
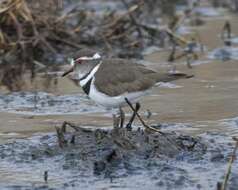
[94,59,157,96]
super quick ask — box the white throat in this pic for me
[79,63,101,87]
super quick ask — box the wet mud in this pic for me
[0,123,232,190]
[0,123,237,190]
[0,1,238,190]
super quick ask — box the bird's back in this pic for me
[94,59,158,96]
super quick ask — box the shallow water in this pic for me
[0,3,238,190]
[0,92,104,115]
[208,46,238,61]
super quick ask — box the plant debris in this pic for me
[0,0,199,91]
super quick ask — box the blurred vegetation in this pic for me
[0,0,235,91]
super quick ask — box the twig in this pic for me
[120,0,143,38]
[107,26,134,41]
[125,98,163,134]
[103,4,141,29]
[8,11,26,61]
[125,98,182,151]
[31,19,57,54]
[100,34,112,50]
[61,121,80,132]
[47,35,83,49]
[171,14,186,32]
[221,137,238,190]
[0,0,21,14]
[55,126,67,148]
[166,28,189,46]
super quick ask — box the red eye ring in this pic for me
[75,58,82,64]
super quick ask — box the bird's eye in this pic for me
[75,57,82,64]
[75,59,82,64]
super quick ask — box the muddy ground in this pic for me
[0,0,238,190]
[0,124,237,190]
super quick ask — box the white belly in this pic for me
[89,78,149,108]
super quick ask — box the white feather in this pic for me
[77,53,101,61]
[79,63,101,87]
[89,78,149,108]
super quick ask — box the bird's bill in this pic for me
[62,66,74,77]
[62,58,75,77]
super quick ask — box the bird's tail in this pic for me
[155,72,194,83]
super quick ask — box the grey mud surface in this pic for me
[0,124,237,190]
[1,1,238,190]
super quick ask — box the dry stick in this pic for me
[104,22,125,39]
[104,4,140,29]
[56,12,74,23]
[221,137,238,190]
[125,40,140,48]
[139,23,189,48]
[47,35,83,49]
[61,121,80,133]
[0,0,21,14]
[100,34,112,50]
[31,19,57,54]
[120,0,143,38]
[55,126,66,148]
[125,98,163,134]
[17,0,54,53]
[56,122,83,148]
[172,14,186,32]
[9,11,25,53]
[0,28,5,44]
[166,28,189,47]
[8,10,27,72]
[62,121,93,133]
[108,26,134,41]
[125,98,181,150]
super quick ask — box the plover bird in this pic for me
[62,50,192,129]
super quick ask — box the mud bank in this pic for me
[0,123,237,190]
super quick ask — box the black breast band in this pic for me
[82,78,93,95]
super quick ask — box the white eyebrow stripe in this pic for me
[76,53,101,61]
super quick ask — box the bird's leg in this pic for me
[119,107,125,128]
[125,98,163,133]
[126,102,141,130]
[113,114,120,128]
[113,107,125,128]
[186,54,192,69]
[168,44,176,62]
[124,98,182,150]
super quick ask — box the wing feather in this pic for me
[94,59,157,96]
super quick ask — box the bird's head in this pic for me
[62,50,102,79]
